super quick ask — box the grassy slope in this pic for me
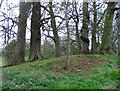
[0,57,7,67]
[0,57,2,67]
[0,57,5,67]
[1,54,119,89]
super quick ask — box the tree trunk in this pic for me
[49,1,61,57]
[116,0,120,55]
[75,2,81,54]
[81,2,89,54]
[75,22,81,53]
[29,2,41,61]
[14,2,30,65]
[91,2,97,54]
[101,2,116,54]
[65,1,70,68]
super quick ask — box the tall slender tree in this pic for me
[81,2,89,53]
[14,2,30,64]
[48,1,61,57]
[65,0,70,68]
[91,2,97,53]
[74,2,82,53]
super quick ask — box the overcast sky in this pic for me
[0,0,19,49]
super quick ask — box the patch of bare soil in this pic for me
[48,55,108,74]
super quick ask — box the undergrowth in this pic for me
[1,54,119,89]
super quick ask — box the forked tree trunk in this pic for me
[49,1,61,57]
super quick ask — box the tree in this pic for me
[74,2,82,53]
[14,2,31,64]
[91,2,97,53]
[101,2,116,54]
[0,0,4,8]
[29,2,42,61]
[48,1,61,57]
[65,0,70,68]
[115,0,120,55]
[81,2,89,53]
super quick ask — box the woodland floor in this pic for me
[1,54,119,89]
[48,55,108,74]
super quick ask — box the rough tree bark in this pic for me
[49,1,61,57]
[14,2,30,65]
[29,2,42,61]
[91,2,97,53]
[81,2,89,53]
[101,2,116,54]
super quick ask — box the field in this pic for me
[1,54,119,89]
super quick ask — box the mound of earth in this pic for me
[48,55,108,73]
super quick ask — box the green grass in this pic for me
[99,54,118,63]
[0,57,5,67]
[1,54,119,89]
[0,57,2,67]
[0,56,7,67]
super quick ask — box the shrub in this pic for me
[2,40,16,66]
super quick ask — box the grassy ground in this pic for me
[1,54,119,89]
[0,57,4,67]
[0,57,7,67]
